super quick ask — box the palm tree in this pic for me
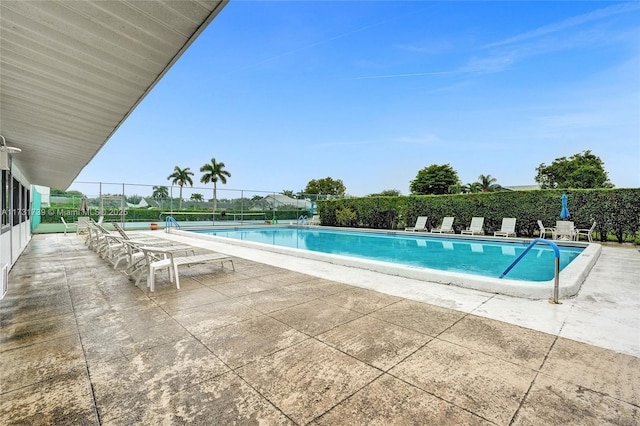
[477,174,499,192]
[167,166,194,209]
[200,158,231,213]
[467,182,482,193]
[152,185,168,208]
[190,193,204,211]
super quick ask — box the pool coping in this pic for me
[171,226,602,300]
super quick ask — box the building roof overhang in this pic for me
[0,0,228,189]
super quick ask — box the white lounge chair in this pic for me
[76,216,91,235]
[86,221,122,258]
[60,216,74,235]
[139,246,235,292]
[115,239,196,275]
[575,220,596,243]
[405,216,428,232]
[553,220,575,241]
[494,218,517,237]
[85,221,107,250]
[309,215,321,226]
[111,222,160,243]
[460,217,484,235]
[430,216,455,234]
[537,220,555,239]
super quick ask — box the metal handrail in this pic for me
[164,216,180,232]
[499,238,562,304]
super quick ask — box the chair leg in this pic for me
[173,263,180,289]
[148,265,156,292]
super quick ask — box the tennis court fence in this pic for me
[42,181,339,225]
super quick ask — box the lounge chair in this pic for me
[88,221,150,260]
[76,216,91,235]
[575,220,596,243]
[309,215,321,226]
[86,221,124,258]
[138,246,235,292]
[106,222,195,269]
[60,216,74,235]
[115,239,196,275]
[460,217,484,235]
[85,221,107,250]
[112,222,159,243]
[430,216,455,233]
[537,220,555,239]
[494,218,517,237]
[553,220,575,241]
[405,216,428,232]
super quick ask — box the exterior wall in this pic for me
[1,160,32,296]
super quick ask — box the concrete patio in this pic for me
[0,233,638,425]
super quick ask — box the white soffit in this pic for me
[0,0,228,189]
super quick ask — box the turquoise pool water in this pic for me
[191,227,583,282]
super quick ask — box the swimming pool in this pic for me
[176,226,600,299]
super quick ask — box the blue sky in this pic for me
[71,1,640,198]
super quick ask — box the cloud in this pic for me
[459,53,518,74]
[351,69,462,80]
[483,2,640,49]
[353,2,640,80]
[394,39,453,55]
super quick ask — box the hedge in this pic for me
[317,188,640,243]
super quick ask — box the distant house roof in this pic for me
[127,198,150,208]
[503,185,541,191]
[254,194,312,209]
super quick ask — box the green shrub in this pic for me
[335,208,357,227]
[317,189,640,243]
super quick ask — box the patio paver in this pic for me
[0,233,638,425]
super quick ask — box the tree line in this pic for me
[58,150,613,207]
[410,150,612,195]
[287,150,614,198]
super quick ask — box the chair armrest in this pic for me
[140,246,175,263]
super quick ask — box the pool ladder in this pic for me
[164,216,180,232]
[297,215,309,225]
[500,238,562,304]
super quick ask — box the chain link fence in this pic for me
[43,181,335,226]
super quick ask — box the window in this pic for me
[12,178,20,226]
[26,188,30,219]
[1,171,8,227]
